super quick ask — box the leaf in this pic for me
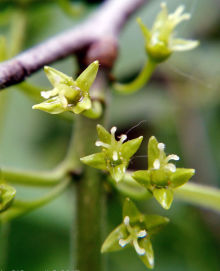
[96,124,111,144]
[122,198,141,223]
[80,152,106,170]
[170,168,195,188]
[76,60,99,93]
[121,136,143,159]
[101,224,127,253]
[132,170,151,189]
[153,188,173,209]
[139,238,154,269]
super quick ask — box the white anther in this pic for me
[137,230,147,238]
[165,163,176,172]
[166,154,179,162]
[133,239,146,256]
[124,216,130,226]
[113,151,118,161]
[41,91,51,99]
[153,159,160,170]
[110,126,117,135]
[119,134,127,143]
[119,239,129,248]
[95,141,110,148]
[158,143,165,151]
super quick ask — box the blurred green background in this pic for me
[0,0,220,270]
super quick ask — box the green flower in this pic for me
[32,60,99,114]
[80,125,143,182]
[101,198,169,269]
[0,182,16,212]
[137,2,199,62]
[132,136,195,209]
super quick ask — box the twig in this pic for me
[0,0,146,89]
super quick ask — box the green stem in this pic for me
[113,59,156,94]
[0,178,70,222]
[175,182,220,213]
[72,70,108,271]
[1,167,65,186]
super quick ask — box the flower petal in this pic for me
[122,198,141,223]
[32,97,65,114]
[109,164,126,183]
[44,66,72,87]
[170,168,195,188]
[171,38,199,51]
[72,96,92,114]
[121,136,143,159]
[101,224,128,253]
[96,124,111,144]
[138,238,154,269]
[80,152,106,170]
[132,170,151,189]
[76,60,99,93]
[153,188,173,209]
[143,215,169,235]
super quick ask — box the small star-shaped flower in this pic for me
[80,125,143,182]
[101,198,169,269]
[137,2,199,62]
[32,61,99,115]
[132,136,195,209]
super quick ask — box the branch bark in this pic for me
[0,0,146,90]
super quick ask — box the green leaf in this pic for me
[122,198,141,223]
[96,124,111,144]
[101,224,127,253]
[170,168,195,188]
[143,214,169,235]
[44,66,72,87]
[153,188,173,209]
[0,183,16,212]
[80,152,106,170]
[132,170,151,188]
[109,163,126,183]
[139,238,154,269]
[148,136,160,168]
[121,136,143,159]
[76,60,99,93]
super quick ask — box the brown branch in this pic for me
[0,0,146,90]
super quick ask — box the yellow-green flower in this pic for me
[133,136,195,209]
[101,198,169,269]
[32,60,99,114]
[80,125,143,182]
[138,2,199,62]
